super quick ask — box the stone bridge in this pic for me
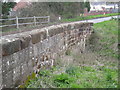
[0,21,93,88]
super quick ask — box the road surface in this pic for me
[79,15,119,23]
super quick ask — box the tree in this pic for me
[2,2,16,16]
[84,0,90,12]
[18,2,85,19]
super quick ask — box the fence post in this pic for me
[34,16,36,26]
[48,16,50,23]
[16,16,19,29]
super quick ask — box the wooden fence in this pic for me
[0,16,50,29]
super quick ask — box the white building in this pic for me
[90,2,119,12]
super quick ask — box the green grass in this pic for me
[62,13,119,22]
[22,64,117,88]
[93,19,118,59]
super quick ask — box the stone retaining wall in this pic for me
[0,21,93,88]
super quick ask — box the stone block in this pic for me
[67,24,72,30]
[2,55,14,73]
[12,52,19,69]
[0,73,1,84]
[41,39,48,51]
[33,44,39,57]
[2,38,21,56]
[48,27,62,37]
[19,35,31,49]
[28,45,34,58]
[54,27,64,35]
[31,32,41,44]
[49,37,54,47]
[19,50,26,64]
[24,48,30,63]
[73,23,81,29]
[41,30,47,40]
[37,43,42,54]
[0,57,2,68]
[61,25,68,32]
[2,70,13,88]
[21,62,28,75]
[48,28,56,37]
[28,60,33,72]
[31,31,47,44]
[13,66,21,83]
[0,43,2,58]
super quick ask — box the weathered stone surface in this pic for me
[48,25,64,37]
[0,22,93,88]
[0,72,2,88]
[19,35,31,49]
[31,31,42,44]
[41,31,47,40]
[13,66,21,84]
[2,38,21,56]
[12,52,20,67]
[48,28,57,37]
[2,70,13,88]
[19,49,26,64]
[0,57,2,88]
[2,55,13,73]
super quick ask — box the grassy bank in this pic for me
[91,19,118,59]
[23,64,117,88]
[62,13,119,22]
[20,19,118,88]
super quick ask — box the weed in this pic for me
[65,49,71,56]
[54,73,74,84]
[38,70,50,77]
[65,66,79,75]
[106,73,112,81]
[19,72,36,88]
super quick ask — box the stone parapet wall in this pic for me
[0,21,93,88]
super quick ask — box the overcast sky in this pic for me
[2,0,120,2]
[15,0,20,2]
